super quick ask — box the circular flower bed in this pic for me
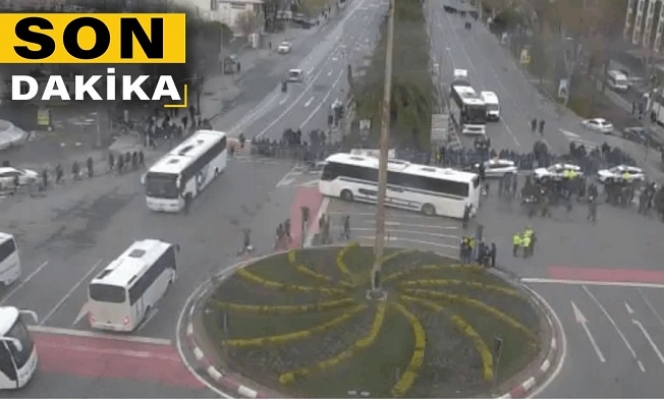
[202,244,544,398]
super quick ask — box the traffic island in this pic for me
[182,244,559,398]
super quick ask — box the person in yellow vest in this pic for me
[512,232,522,257]
[569,170,578,179]
[523,227,535,255]
[622,171,631,182]
[562,169,571,180]
[521,233,532,258]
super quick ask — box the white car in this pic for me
[0,167,39,189]
[474,159,517,178]
[582,118,614,134]
[277,41,292,54]
[287,69,304,82]
[533,163,583,181]
[597,165,645,183]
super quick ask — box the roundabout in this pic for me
[182,244,558,398]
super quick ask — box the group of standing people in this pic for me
[459,236,496,268]
[512,227,536,258]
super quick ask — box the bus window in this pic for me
[0,341,17,382]
[5,317,33,370]
[0,239,16,263]
[88,284,126,304]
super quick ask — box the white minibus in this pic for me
[87,240,179,332]
[144,130,228,213]
[607,70,629,92]
[0,233,20,286]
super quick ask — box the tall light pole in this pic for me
[371,0,395,293]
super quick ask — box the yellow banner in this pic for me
[0,13,186,64]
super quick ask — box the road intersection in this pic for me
[0,0,386,396]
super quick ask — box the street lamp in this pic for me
[370,0,395,295]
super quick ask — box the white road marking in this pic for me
[306,67,315,75]
[581,285,644,371]
[300,69,345,128]
[356,235,457,250]
[229,91,281,135]
[0,261,49,305]
[73,303,90,327]
[638,288,664,329]
[304,96,315,108]
[29,325,172,345]
[40,259,103,326]
[625,301,634,315]
[570,301,606,363]
[632,319,664,365]
[346,227,458,239]
[521,278,664,289]
[328,70,333,76]
[276,166,300,187]
[374,220,459,230]
[279,94,290,105]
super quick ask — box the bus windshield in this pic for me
[464,105,486,124]
[5,316,34,368]
[486,103,499,112]
[89,284,126,304]
[145,173,178,199]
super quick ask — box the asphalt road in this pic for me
[421,7,664,395]
[213,0,385,142]
[426,0,607,154]
[231,0,386,143]
[0,0,387,397]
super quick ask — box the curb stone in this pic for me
[497,284,562,399]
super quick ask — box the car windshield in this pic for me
[5,315,34,368]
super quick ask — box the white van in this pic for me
[87,239,179,332]
[480,91,500,121]
[0,233,20,286]
[288,69,304,82]
[607,70,629,92]
[453,69,469,85]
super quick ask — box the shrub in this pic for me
[237,268,347,295]
[403,289,536,340]
[280,303,388,384]
[289,249,334,283]
[392,303,426,397]
[402,295,493,381]
[400,279,521,297]
[211,298,356,314]
[336,242,359,283]
[224,304,367,347]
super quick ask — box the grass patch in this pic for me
[203,245,545,398]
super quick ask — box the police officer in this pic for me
[521,233,532,258]
[512,232,521,257]
[524,227,535,256]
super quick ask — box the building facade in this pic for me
[168,0,264,35]
[623,0,664,53]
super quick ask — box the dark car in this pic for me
[622,126,664,151]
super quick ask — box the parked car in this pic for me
[597,165,645,183]
[473,159,517,179]
[277,41,292,54]
[0,167,39,189]
[533,163,583,181]
[582,118,614,134]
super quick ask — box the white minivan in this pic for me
[0,233,20,286]
[607,70,629,92]
[480,91,500,121]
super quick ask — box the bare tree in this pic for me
[236,10,258,38]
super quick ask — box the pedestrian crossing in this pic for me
[325,201,464,257]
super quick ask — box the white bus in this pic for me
[480,91,500,121]
[450,84,487,135]
[319,153,481,218]
[606,70,629,92]
[144,130,228,212]
[0,233,20,286]
[87,240,179,332]
[0,307,38,390]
